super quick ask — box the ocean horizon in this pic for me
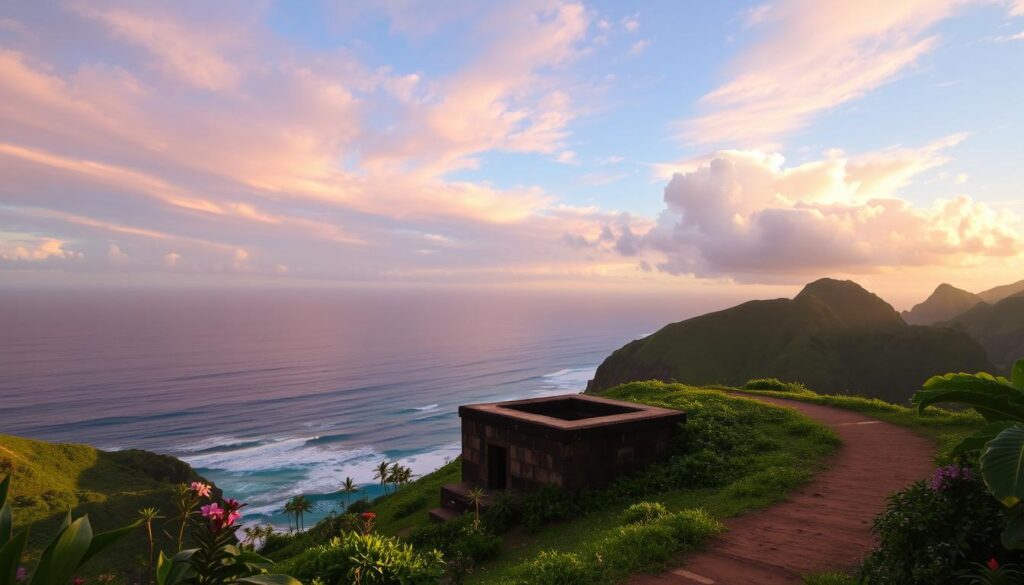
[0,288,745,528]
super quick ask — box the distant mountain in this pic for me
[585,278,993,403]
[901,283,983,325]
[978,279,1024,304]
[946,292,1024,369]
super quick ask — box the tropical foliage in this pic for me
[284,530,445,585]
[912,358,1024,547]
[0,474,139,585]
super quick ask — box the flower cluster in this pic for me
[16,567,27,582]
[201,498,245,532]
[190,482,212,498]
[359,512,376,534]
[929,464,972,491]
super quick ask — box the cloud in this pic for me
[683,0,981,147]
[622,14,640,32]
[630,138,1021,280]
[628,39,652,55]
[0,236,80,262]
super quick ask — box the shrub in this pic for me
[286,531,445,585]
[743,378,809,393]
[406,515,500,564]
[620,501,669,524]
[507,508,722,585]
[802,572,854,585]
[510,550,597,585]
[346,499,373,514]
[860,466,1024,585]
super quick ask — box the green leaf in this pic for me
[0,503,11,547]
[0,529,28,585]
[1005,505,1024,549]
[79,521,141,566]
[29,516,93,585]
[156,550,194,585]
[913,373,1024,422]
[952,421,1018,456]
[236,574,303,585]
[0,476,9,510]
[981,425,1024,508]
[1013,359,1024,391]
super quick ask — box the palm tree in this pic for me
[292,495,312,531]
[340,477,358,510]
[282,499,298,532]
[388,462,404,493]
[374,460,391,495]
[466,487,486,530]
[137,507,162,583]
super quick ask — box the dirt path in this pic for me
[628,394,936,585]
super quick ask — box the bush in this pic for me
[406,514,501,564]
[743,378,809,393]
[346,498,373,513]
[510,550,597,585]
[507,508,723,585]
[620,501,669,524]
[860,465,1024,585]
[802,572,854,585]
[286,531,445,585]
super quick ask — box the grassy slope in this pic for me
[0,433,211,577]
[467,383,840,584]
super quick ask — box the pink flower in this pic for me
[15,567,27,582]
[72,578,86,585]
[988,558,1000,571]
[201,503,224,519]
[225,510,242,527]
[190,482,212,498]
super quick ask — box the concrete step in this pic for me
[440,483,497,513]
[428,507,459,523]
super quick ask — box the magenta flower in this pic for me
[930,464,972,491]
[201,503,224,519]
[15,567,27,582]
[72,578,86,585]
[190,482,212,498]
[989,558,1000,571]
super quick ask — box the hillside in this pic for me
[585,279,994,402]
[978,279,1024,304]
[0,433,214,577]
[946,292,1024,369]
[901,283,982,325]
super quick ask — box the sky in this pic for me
[1,0,1023,306]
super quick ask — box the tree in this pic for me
[374,460,391,495]
[466,487,486,531]
[340,477,358,510]
[137,507,163,584]
[282,499,298,532]
[912,359,1024,548]
[291,495,312,531]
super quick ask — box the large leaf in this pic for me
[1004,505,1024,549]
[0,475,9,545]
[0,529,28,585]
[981,425,1024,508]
[1013,359,1024,391]
[953,421,1019,456]
[913,372,1024,422]
[236,574,303,585]
[156,550,194,585]
[79,521,141,566]
[29,516,92,585]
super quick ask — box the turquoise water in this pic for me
[0,289,737,528]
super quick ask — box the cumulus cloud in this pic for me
[635,140,1021,279]
[684,0,984,146]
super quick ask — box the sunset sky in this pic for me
[1,0,1023,305]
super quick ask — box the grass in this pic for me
[723,384,984,460]
[0,433,210,578]
[462,382,839,583]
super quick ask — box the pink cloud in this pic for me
[683,0,982,147]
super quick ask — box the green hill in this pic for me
[585,278,994,402]
[0,433,214,578]
[901,283,983,325]
[946,292,1024,370]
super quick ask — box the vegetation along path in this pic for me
[630,393,935,585]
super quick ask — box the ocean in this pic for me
[0,288,742,527]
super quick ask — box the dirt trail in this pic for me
[628,394,935,585]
